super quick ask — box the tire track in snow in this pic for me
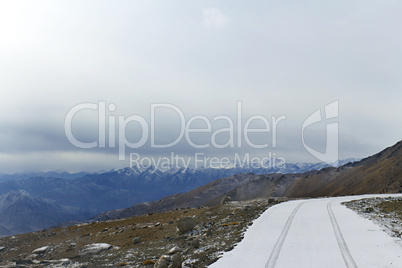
[327,201,357,268]
[265,201,306,268]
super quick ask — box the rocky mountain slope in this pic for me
[94,141,401,221]
[287,140,402,197]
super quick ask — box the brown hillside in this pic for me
[287,141,402,197]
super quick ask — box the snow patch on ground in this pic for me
[79,243,112,256]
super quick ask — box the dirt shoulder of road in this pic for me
[343,196,402,239]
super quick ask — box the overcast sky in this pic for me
[1,0,401,173]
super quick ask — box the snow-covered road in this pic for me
[209,194,402,268]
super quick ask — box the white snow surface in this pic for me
[32,245,50,254]
[209,194,402,268]
[79,243,112,256]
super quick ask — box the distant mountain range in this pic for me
[0,159,357,183]
[0,159,356,237]
[93,141,402,222]
[0,170,90,183]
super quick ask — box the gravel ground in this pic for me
[0,198,286,268]
[343,197,402,239]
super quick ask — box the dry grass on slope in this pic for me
[286,141,402,198]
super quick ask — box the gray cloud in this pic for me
[0,0,401,173]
